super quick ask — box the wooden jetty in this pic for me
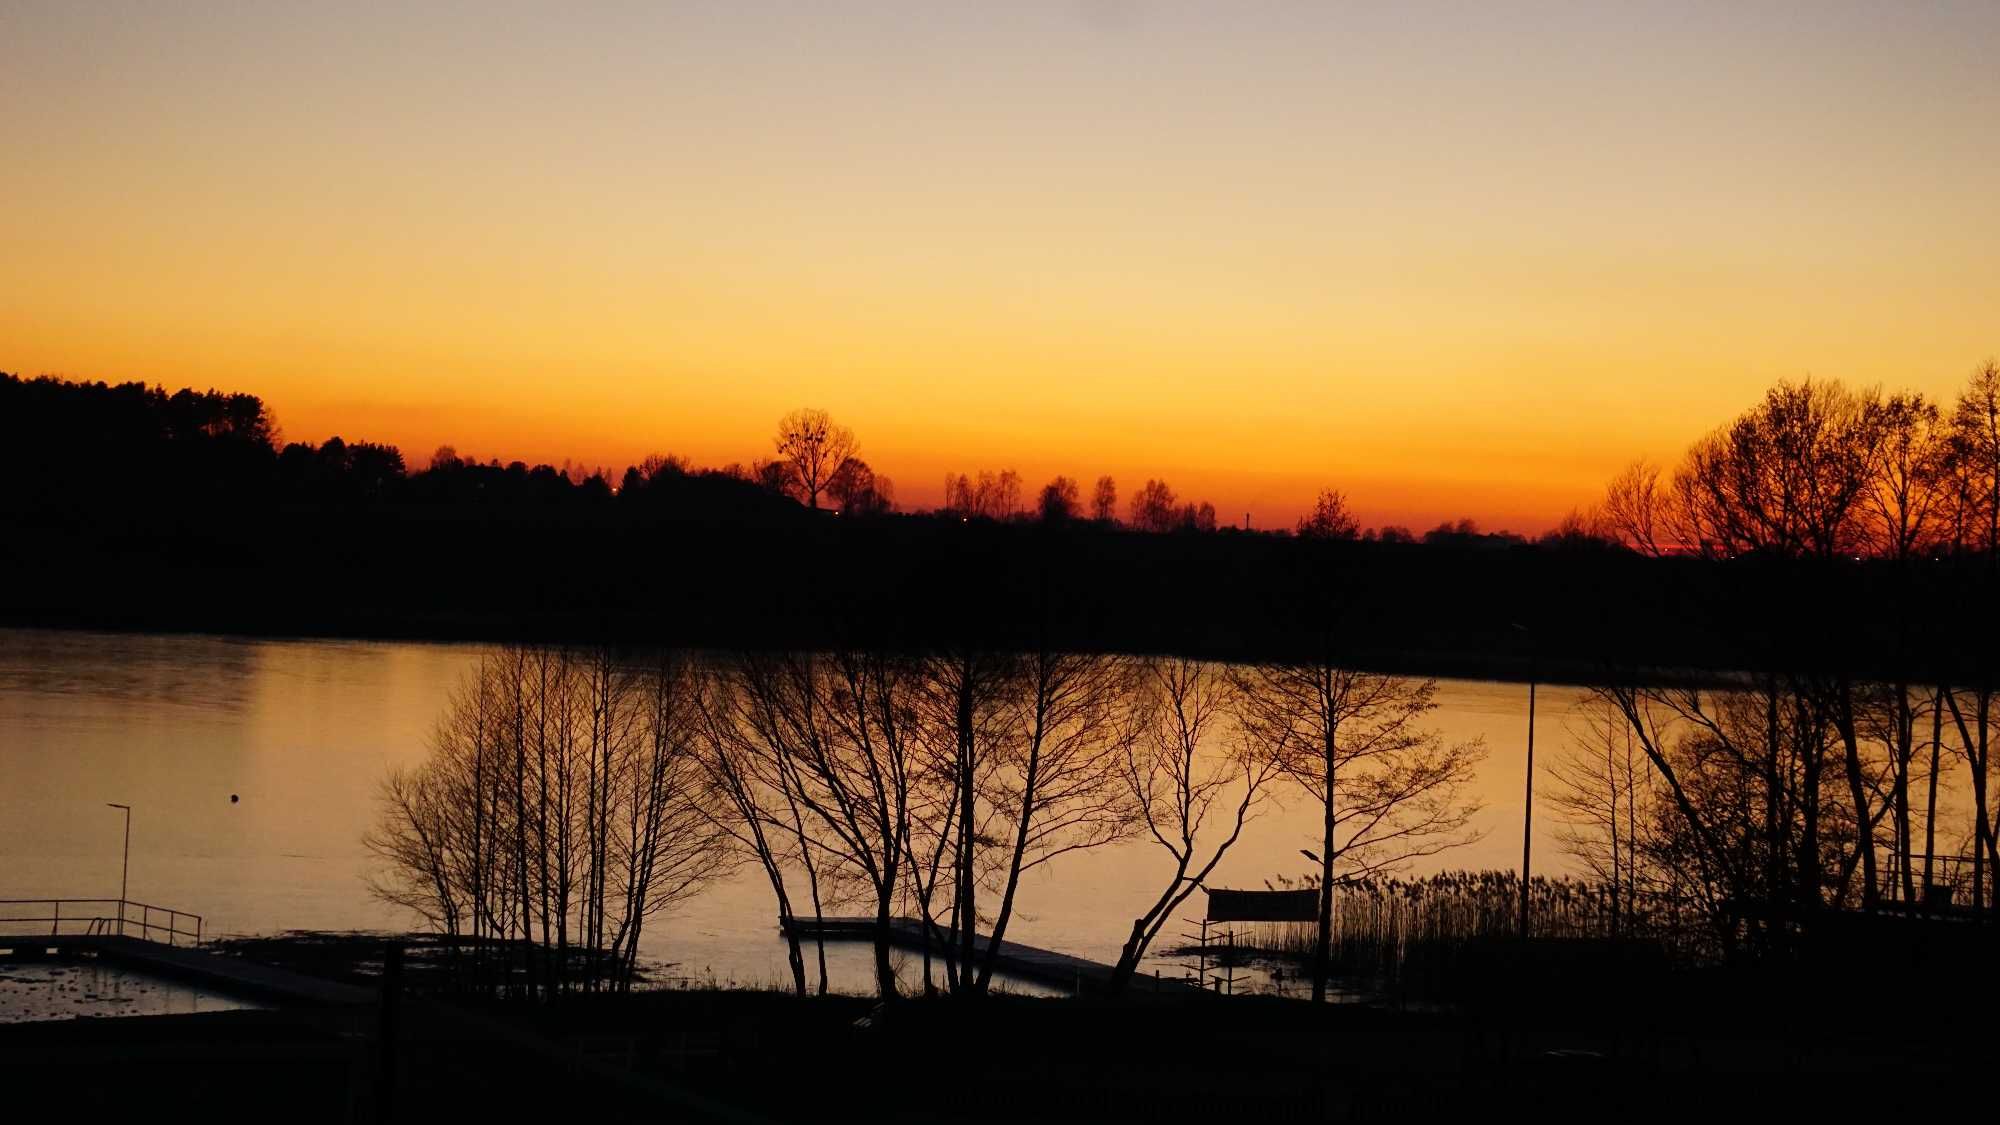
[779,915,1197,994]
[2,932,374,1007]
[1,899,373,1007]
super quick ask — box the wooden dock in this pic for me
[779,915,1196,995]
[2,933,373,1007]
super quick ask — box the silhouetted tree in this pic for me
[1685,380,1890,906]
[907,645,1139,998]
[828,456,894,516]
[162,385,280,449]
[975,648,1141,995]
[773,408,856,510]
[1091,475,1118,523]
[1106,658,1277,994]
[1601,458,1670,555]
[347,441,407,499]
[909,646,1015,993]
[1593,675,1848,946]
[1588,379,1964,921]
[366,646,729,997]
[1296,489,1361,540]
[941,469,1022,520]
[723,649,916,999]
[1671,380,1880,561]
[1037,476,1081,523]
[1422,518,1482,546]
[695,665,817,996]
[1862,393,1949,561]
[0,374,286,524]
[1546,700,1655,939]
[1231,663,1484,1001]
[1129,479,1177,533]
[1859,391,1950,902]
[1538,507,1619,549]
[1943,362,2000,905]
[753,457,793,498]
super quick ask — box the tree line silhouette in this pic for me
[0,371,1563,542]
[3,367,1995,688]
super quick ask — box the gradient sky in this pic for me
[4,2,1997,531]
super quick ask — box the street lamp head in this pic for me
[107,803,130,810]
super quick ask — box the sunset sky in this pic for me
[4,2,1997,531]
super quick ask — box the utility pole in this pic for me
[1511,624,1536,941]
[107,803,131,936]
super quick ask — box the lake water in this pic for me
[0,627,1592,994]
[0,958,264,1023]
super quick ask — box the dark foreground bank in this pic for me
[3,930,1988,1124]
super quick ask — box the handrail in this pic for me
[0,898,203,946]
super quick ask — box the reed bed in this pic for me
[1245,870,1702,1001]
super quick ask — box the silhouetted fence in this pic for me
[0,898,203,945]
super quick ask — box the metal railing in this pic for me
[0,899,203,946]
[1869,853,1993,913]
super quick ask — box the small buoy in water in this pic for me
[230,794,239,803]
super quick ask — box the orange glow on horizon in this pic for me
[4,3,1996,534]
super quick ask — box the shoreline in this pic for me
[0,612,1729,691]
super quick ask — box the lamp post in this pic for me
[107,803,131,936]
[1511,624,1536,942]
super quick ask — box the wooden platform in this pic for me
[779,915,1196,994]
[0,933,373,1007]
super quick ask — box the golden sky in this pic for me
[4,2,1997,531]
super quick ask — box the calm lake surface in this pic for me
[0,627,1593,993]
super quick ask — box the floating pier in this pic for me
[2,933,374,1007]
[1,898,373,1007]
[778,915,1197,994]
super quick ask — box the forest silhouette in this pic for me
[3,368,1993,687]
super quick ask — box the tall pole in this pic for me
[1521,675,1536,940]
[107,803,130,936]
[1512,625,1535,941]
